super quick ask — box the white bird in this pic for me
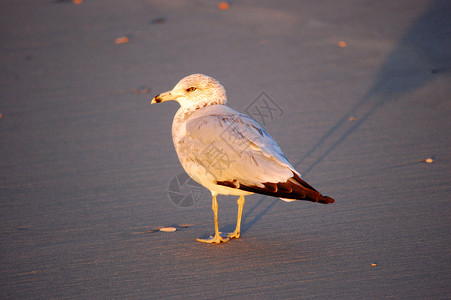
[152,74,334,244]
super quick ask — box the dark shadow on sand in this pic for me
[241,0,451,235]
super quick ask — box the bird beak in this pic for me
[151,90,177,104]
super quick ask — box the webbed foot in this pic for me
[227,231,240,239]
[196,232,230,244]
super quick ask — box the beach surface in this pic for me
[1,0,450,298]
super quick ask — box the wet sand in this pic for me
[1,1,450,298]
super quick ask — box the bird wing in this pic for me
[181,105,294,185]
[177,105,334,204]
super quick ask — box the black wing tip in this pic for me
[319,195,335,204]
[216,178,335,204]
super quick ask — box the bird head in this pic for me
[151,74,227,108]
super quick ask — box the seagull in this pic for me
[151,74,334,243]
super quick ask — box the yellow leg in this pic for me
[196,194,230,244]
[228,195,245,239]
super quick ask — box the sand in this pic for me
[1,0,450,298]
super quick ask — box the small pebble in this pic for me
[179,224,192,228]
[218,2,230,10]
[115,36,129,44]
[18,270,38,276]
[151,18,166,25]
[134,87,151,94]
[159,227,177,232]
[431,68,445,74]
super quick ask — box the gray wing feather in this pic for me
[179,105,298,188]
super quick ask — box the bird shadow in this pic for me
[241,0,450,235]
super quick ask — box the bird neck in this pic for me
[175,101,224,123]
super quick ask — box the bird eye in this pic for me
[186,87,197,92]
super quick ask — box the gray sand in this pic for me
[1,1,450,299]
